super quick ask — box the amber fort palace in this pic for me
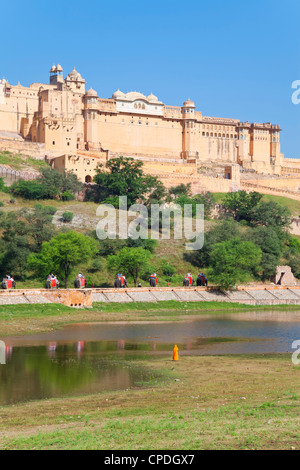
[1,64,298,195]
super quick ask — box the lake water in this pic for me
[1,311,300,405]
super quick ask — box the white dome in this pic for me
[112,89,125,99]
[183,98,195,108]
[67,68,84,81]
[125,91,147,101]
[86,88,98,97]
[147,93,158,102]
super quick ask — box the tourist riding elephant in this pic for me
[197,274,207,287]
[149,274,157,287]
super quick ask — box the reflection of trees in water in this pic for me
[0,346,96,404]
[0,342,154,405]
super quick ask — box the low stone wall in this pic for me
[91,286,300,306]
[241,181,300,201]
[0,289,92,308]
[0,165,39,180]
[1,286,300,308]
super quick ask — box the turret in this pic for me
[182,99,196,159]
[65,68,86,94]
[50,64,64,85]
[84,88,100,151]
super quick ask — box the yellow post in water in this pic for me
[173,344,179,361]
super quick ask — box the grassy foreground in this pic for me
[0,354,299,450]
[1,301,300,336]
[1,302,299,450]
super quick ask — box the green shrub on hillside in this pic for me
[61,190,75,201]
[174,192,215,219]
[10,180,46,199]
[162,262,176,277]
[62,212,74,223]
[0,177,6,193]
[43,206,57,215]
[10,168,82,200]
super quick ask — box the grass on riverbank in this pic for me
[1,300,300,336]
[0,354,299,450]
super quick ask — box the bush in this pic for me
[88,257,103,272]
[162,262,176,277]
[10,180,46,200]
[0,201,4,207]
[174,192,215,219]
[43,205,57,215]
[61,190,75,201]
[9,169,82,201]
[0,177,6,192]
[126,238,157,253]
[101,196,122,208]
[62,211,74,223]
[168,183,192,198]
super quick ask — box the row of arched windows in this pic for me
[202,132,237,139]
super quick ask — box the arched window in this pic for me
[85,175,92,183]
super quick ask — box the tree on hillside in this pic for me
[38,167,83,199]
[142,175,167,206]
[24,205,56,249]
[10,180,46,200]
[245,226,283,280]
[0,206,56,279]
[221,190,262,222]
[60,170,83,194]
[28,231,99,288]
[175,192,215,219]
[208,238,262,290]
[282,236,300,279]
[249,200,291,229]
[168,183,192,198]
[10,168,83,200]
[90,156,165,207]
[38,167,64,199]
[193,219,242,267]
[107,247,152,287]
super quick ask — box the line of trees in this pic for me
[1,159,299,290]
[191,190,298,289]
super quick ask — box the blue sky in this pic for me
[1,0,299,157]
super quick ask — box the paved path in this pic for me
[1,286,300,307]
